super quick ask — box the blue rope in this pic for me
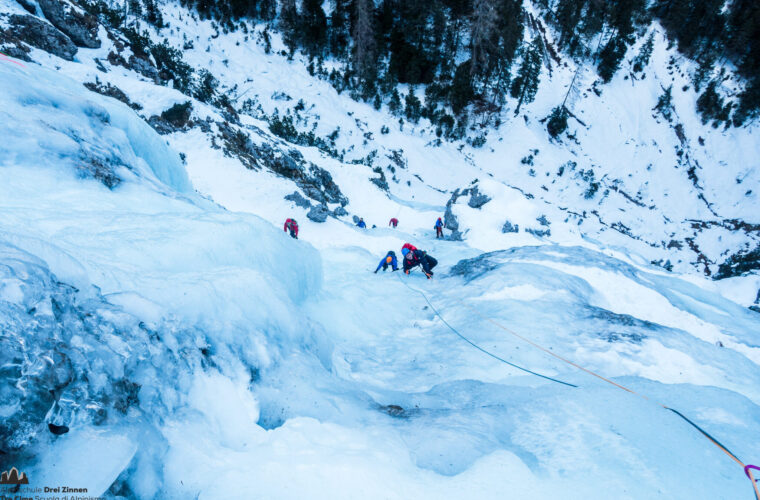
[394,273,758,496]
[396,273,578,388]
[666,407,745,465]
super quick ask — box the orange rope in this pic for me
[463,303,760,499]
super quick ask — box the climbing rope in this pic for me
[0,52,26,68]
[396,272,759,499]
[396,273,577,387]
[463,301,759,499]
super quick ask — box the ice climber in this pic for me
[374,251,399,273]
[389,217,399,228]
[402,247,438,279]
[435,217,444,239]
[284,218,299,239]
[357,218,367,229]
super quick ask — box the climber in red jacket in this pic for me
[284,218,299,239]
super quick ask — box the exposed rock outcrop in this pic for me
[84,81,142,110]
[5,14,77,61]
[284,191,312,209]
[217,122,348,206]
[466,185,491,209]
[307,204,330,223]
[502,220,519,233]
[37,0,100,48]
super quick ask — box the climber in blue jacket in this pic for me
[434,217,444,239]
[374,251,399,273]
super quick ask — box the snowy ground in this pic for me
[7,0,757,284]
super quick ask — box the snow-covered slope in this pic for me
[1,1,760,498]
[5,0,757,287]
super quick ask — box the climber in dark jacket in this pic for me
[357,218,366,229]
[402,247,438,278]
[374,251,399,273]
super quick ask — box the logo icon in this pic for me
[0,467,29,485]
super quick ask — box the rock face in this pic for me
[16,0,37,14]
[449,252,503,282]
[0,41,32,61]
[84,81,142,110]
[284,191,311,209]
[6,14,78,61]
[442,192,463,240]
[466,186,491,209]
[77,153,123,189]
[502,220,519,233]
[526,215,551,237]
[526,227,551,237]
[307,204,330,223]
[217,122,348,206]
[444,191,460,232]
[37,0,100,48]
[439,183,492,241]
[714,245,760,279]
[370,167,389,192]
[444,183,490,235]
[148,102,193,135]
[332,206,348,217]
[128,54,160,82]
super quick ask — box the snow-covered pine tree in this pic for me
[450,61,474,115]
[511,37,542,115]
[351,0,376,83]
[280,0,298,55]
[300,0,328,57]
[553,0,585,55]
[404,87,422,123]
[470,0,498,79]
[632,32,654,73]
[597,35,628,83]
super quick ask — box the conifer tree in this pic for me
[546,105,568,138]
[258,0,276,20]
[351,0,376,82]
[697,79,731,126]
[470,0,498,78]
[510,38,542,115]
[450,61,474,115]
[388,89,402,116]
[280,0,298,54]
[597,35,628,83]
[144,0,164,27]
[128,0,143,19]
[632,32,654,73]
[405,87,422,123]
[301,0,328,57]
[553,0,586,55]
[329,0,351,57]
[653,85,674,122]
